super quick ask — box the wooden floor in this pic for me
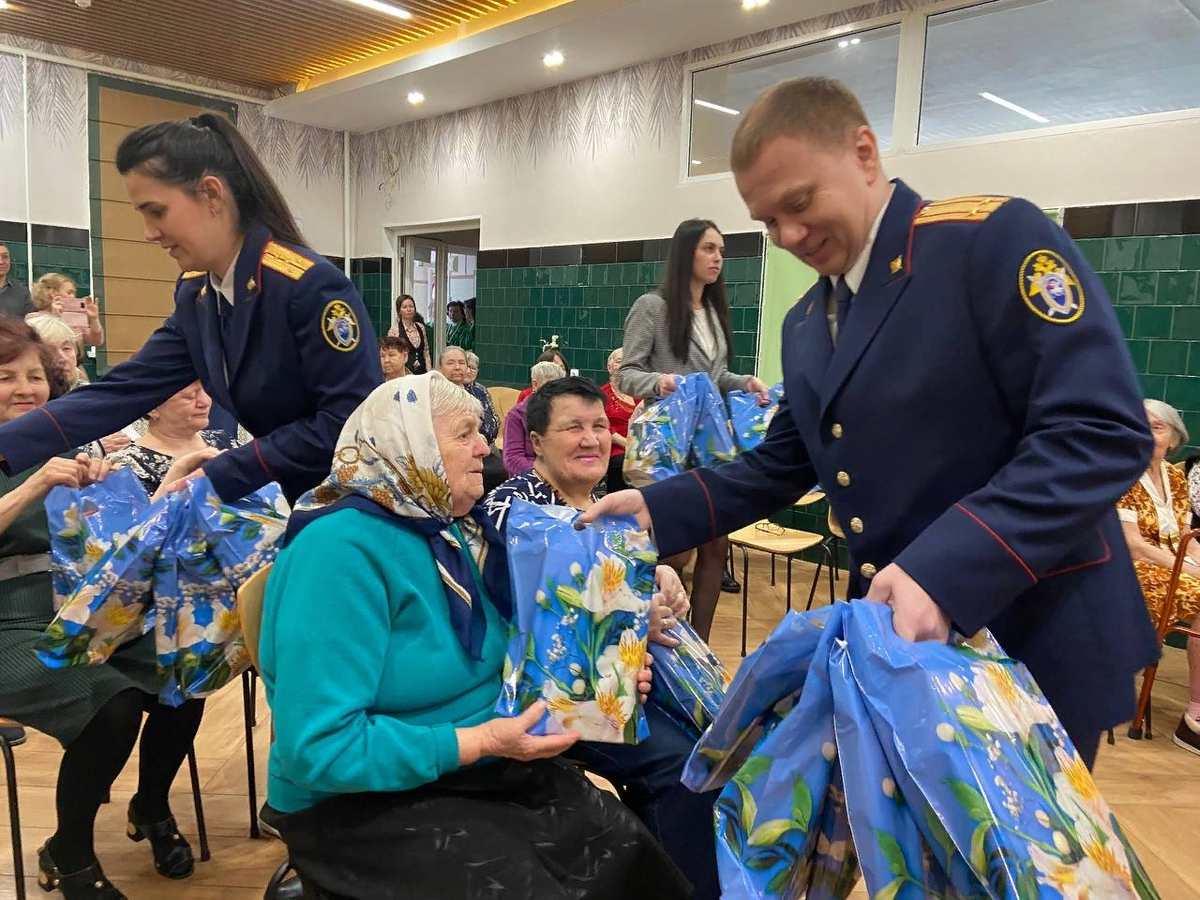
[1,554,1197,899]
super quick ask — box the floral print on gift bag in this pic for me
[38,472,173,669]
[496,499,653,743]
[647,619,731,738]
[153,477,288,706]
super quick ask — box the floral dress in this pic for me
[1116,461,1200,628]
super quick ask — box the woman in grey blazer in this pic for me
[617,218,769,640]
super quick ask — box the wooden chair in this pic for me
[487,386,520,449]
[826,509,846,591]
[728,520,830,656]
[236,566,299,899]
[1127,527,1200,740]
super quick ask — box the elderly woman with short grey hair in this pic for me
[502,360,565,475]
[259,372,689,898]
[1116,398,1200,755]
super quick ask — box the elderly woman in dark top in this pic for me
[108,381,236,498]
[0,318,205,900]
[440,346,505,491]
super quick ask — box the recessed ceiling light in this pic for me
[0,1,9,9]
[838,40,849,48]
[979,91,1049,123]
[850,37,860,45]
[346,0,412,19]
[741,0,769,8]
[691,159,702,166]
[407,91,425,105]
[694,98,740,116]
[543,50,564,68]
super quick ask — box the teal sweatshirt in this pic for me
[260,507,508,813]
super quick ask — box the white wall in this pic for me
[0,38,347,256]
[350,3,1200,254]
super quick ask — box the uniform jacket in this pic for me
[643,180,1158,740]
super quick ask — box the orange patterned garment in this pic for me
[1116,461,1200,628]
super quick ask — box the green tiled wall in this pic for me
[475,256,763,388]
[1077,234,1200,456]
[350,268,391,341]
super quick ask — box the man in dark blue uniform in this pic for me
[584,77,1157,768]
[0,220,381,504]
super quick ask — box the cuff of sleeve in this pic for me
[204,446,270,503]
[894,503,1038,637]
[642,470,716,559]
[432,723,460,774]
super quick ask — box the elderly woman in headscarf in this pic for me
[1117,398,1200,755]
[257,372,691,900]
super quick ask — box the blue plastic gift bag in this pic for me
[154,477,288,706]
[496,499,654,743]
[728,382,783,451]
[683,608,831,793]
[843,600,1159,900]
[46,466,151,608]
[37,483,176,670]
[647,619,730,737]
[689,373,739,467]
[714,602,860,900]
[622,379,701,487]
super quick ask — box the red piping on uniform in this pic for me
[954,502,1036,582]
[252,440,276,479]
[688,470,718,541]
[1043,535,1111,578]
[36,407,71,450]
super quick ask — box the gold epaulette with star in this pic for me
[180,270,207,279]
[913,195,1011,226]
[261,241,316,280]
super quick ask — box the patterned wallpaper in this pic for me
[351,0,925,201]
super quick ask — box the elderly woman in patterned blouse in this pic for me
[1116,398,1200,756]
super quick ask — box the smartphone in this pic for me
[61,297,90,336]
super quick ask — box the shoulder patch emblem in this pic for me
[1019,250,1084,324]
[321,299,360,352]
[261,241,315,280]
[180,270,207,280]
[914,195,1010,226]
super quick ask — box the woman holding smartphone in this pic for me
[28,274,104,346]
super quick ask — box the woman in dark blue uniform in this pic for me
[0,114,382,504]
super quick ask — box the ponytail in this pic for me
[115,113,307,248]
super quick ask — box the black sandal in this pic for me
[36,844,127,899]
[126,799,195,879]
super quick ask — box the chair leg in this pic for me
[2,734,24,900]
[785,556,793,612]
[187,746,211,863]
[1106,729,1115,746]
[249,670,259,728]
[243,670,260,838]
[740,548,750,657]
[770,554,776,587]
[832,537,841,582]
[1127,664,1159,740]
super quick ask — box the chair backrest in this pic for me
[489,386,520,425]
[237,563,274,672]
[827,509,845,540]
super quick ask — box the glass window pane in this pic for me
[920,0,1200,145]
[689,24,900,178]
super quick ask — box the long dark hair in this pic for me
[115,113,306,248]
[660,218,734,365]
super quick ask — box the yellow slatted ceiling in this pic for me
[0,0,527,89]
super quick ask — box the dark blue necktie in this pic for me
[218,295,235,341]
[834,278,854,331]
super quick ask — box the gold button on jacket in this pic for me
[836,471,851,487]
[860,563,877,578]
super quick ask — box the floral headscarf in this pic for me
[286,373,511,658]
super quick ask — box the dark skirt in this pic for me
[0,571,160,745]
[277,757,693,900]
